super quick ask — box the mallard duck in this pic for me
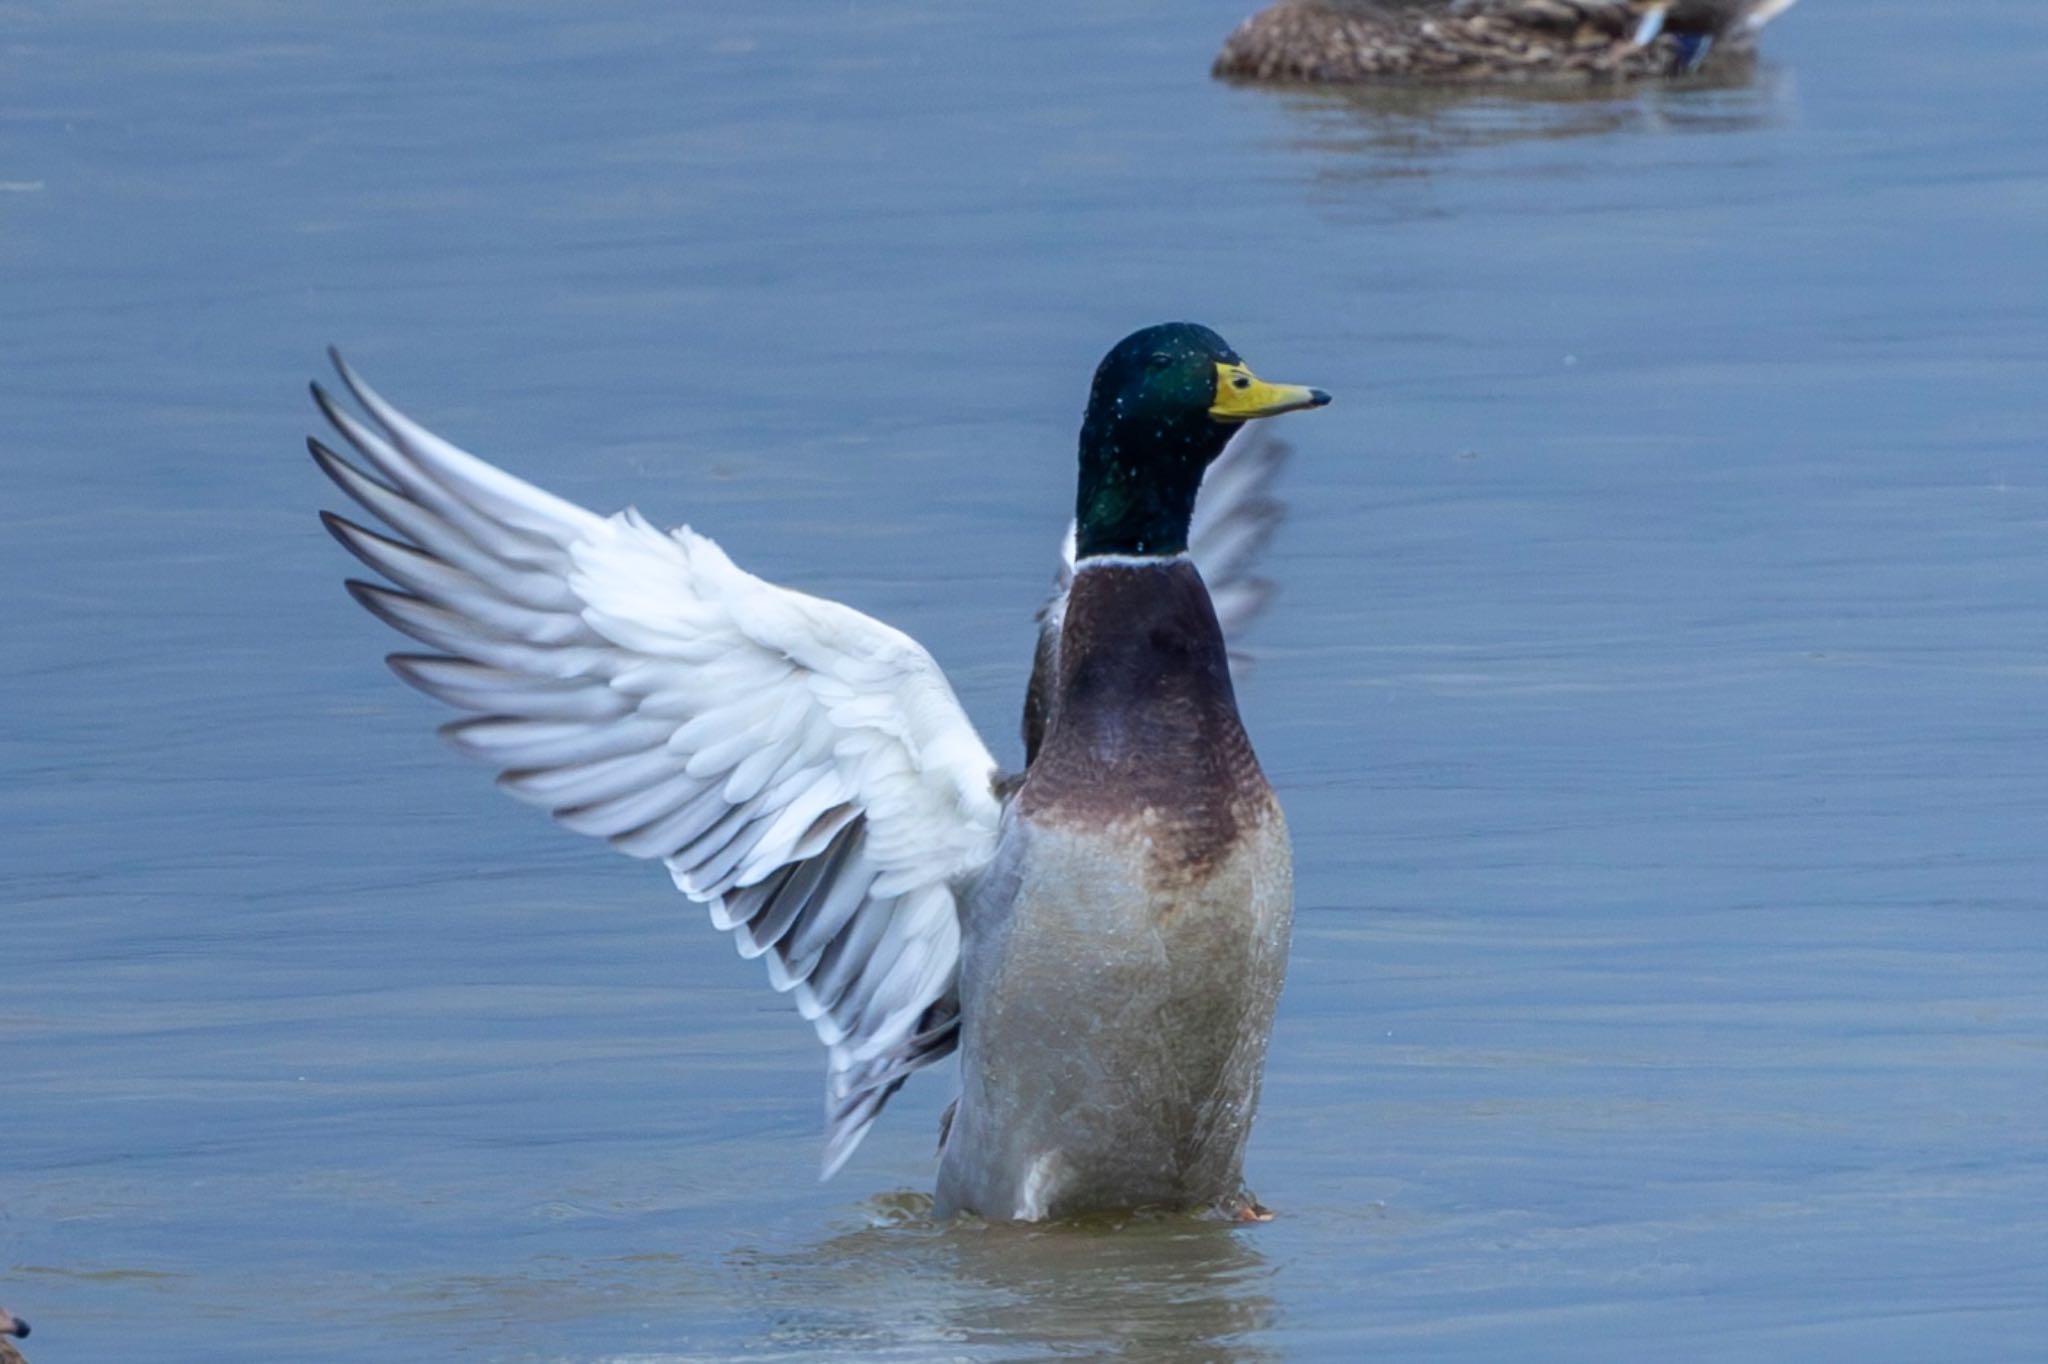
[0,1308,28,1364]
[1214,0,1801,85]
[309,323,1330,1221]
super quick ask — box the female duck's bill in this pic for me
[1213,0,1803,86]
[0,1310,25,1339]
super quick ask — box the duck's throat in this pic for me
[1073,416,1228,559]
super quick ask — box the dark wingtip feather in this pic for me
[308,435,399,500]
[819,1099,884,1180]
[386,652,467,701]
[309,379,355,438]
[344,579,434,645]
[318,510,400,581]
[319,507,364,551]
[328,346,377,412]
[320,510,442,589]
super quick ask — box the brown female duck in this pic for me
[1215,0,1801,85]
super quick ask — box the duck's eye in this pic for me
[1147,352,1172,371]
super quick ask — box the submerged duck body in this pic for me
[311,323,1328,1221]
[1214,0,1801,85]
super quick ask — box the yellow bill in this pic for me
[1209,362,1333,422]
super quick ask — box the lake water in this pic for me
[3,1,2045,1360]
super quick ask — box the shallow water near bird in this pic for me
[3,2,2045,1360]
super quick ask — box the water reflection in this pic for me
[1257,65,1797,168]
[722,1197,1276,1363]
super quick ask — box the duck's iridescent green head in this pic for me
[1075,322,1329,560]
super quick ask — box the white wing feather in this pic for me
[1182,426,1290,640]
[310,354,1001,1175]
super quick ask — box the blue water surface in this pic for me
[2,2,2044,1359]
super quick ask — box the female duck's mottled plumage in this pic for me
[0,1308,28,1364]
[1215,0,1802,85]
[309,323,1327,1220]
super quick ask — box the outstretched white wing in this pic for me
[309,353,1002,1175]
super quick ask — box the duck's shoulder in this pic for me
[1016,559,1279,881]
